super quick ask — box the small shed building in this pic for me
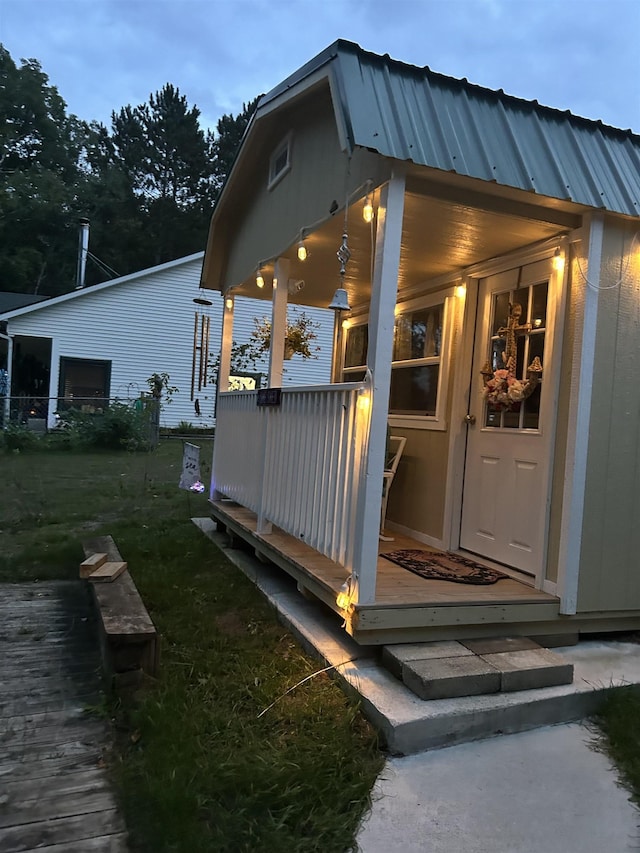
[202,40,640,645]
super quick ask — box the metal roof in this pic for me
[0,292,48,315]
[261,40,640,218]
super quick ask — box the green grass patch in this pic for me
[594,685,640,807]
[2,441,385,851]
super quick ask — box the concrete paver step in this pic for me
[384,637,574,700]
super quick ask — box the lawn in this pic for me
[1,440,385,852]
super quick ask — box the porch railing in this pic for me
[212,381,371,568]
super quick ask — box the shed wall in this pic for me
[576,221,640,612]
[220,85,387,292]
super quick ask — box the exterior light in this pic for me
[357,387,371,412]
[336,577,353,610]
[256,268,265,288]
[553,248,564,272]
[362,195,374,223]
[297,240,307,261]
[342,318,351,330]
[225,297,233,310]
[455,284,467,298]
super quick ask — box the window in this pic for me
[268,134,292,189]
[58,357,111,413]
[484,280,548,431]
[390,304,442,417]
[342,291,454,429]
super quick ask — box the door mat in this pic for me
[381,549,508,585]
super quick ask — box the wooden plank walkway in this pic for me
[0,581,128,852]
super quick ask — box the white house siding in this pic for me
[5,255,332,429]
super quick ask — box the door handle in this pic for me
[464,414,476,425]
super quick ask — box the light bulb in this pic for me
[357,391,371,412]
[297,241,307,261]
[363,195,374,223]
[225,297,233,310]
[256,271,264,288]
[553,248,564,272]
[455,284,467,299]
[336,579,352,610]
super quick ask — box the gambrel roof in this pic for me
[260,39,640,218]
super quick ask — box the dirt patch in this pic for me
[214,611,247,637]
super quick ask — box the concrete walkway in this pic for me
[194,518,640,851]
[357,723,639,853]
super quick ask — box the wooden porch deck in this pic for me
[210,500,563,645]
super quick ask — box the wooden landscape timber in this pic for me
[82,535,159,691]
[79,552,108,578]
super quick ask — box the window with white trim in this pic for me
[342,291,454,429]
[268,134,292,189]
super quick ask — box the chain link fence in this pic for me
[0,394,160,448]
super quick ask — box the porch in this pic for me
[209,498,561,646]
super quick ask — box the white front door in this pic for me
[460,257,558,581]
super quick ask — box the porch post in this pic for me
[557,215,604,615]
[256,257,289,534]
[351,171,406,605]
[218,293,234,393]
[268,258,290,387]
[4,333,13,426]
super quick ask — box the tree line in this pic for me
[0,45,257,296]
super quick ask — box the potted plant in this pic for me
[250,312,320,360]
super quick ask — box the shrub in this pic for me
[1,423,40,452]
[59,402,151,450]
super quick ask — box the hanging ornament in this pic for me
[481,302,543,411]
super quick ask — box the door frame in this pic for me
[444,237,570,591]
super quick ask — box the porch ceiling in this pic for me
[229,185,574,311]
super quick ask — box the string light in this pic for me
[297,240,307,261]
[575,231,640,291]
[256,267,265,288]
[362,194,374,223]
[552,248,564,272]
[336,577,353,609]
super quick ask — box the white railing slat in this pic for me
[212,384,366,568]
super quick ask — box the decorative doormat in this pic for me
[381,549,508,585]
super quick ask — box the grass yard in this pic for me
[1,441,385,852]
[595,687,640,808]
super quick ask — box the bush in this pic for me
[2,423,41,452]
[59,402,151,450]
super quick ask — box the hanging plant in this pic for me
[250,312,320,360]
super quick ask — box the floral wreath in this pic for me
[481,358,543,412]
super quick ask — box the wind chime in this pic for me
[191,290,212,401]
